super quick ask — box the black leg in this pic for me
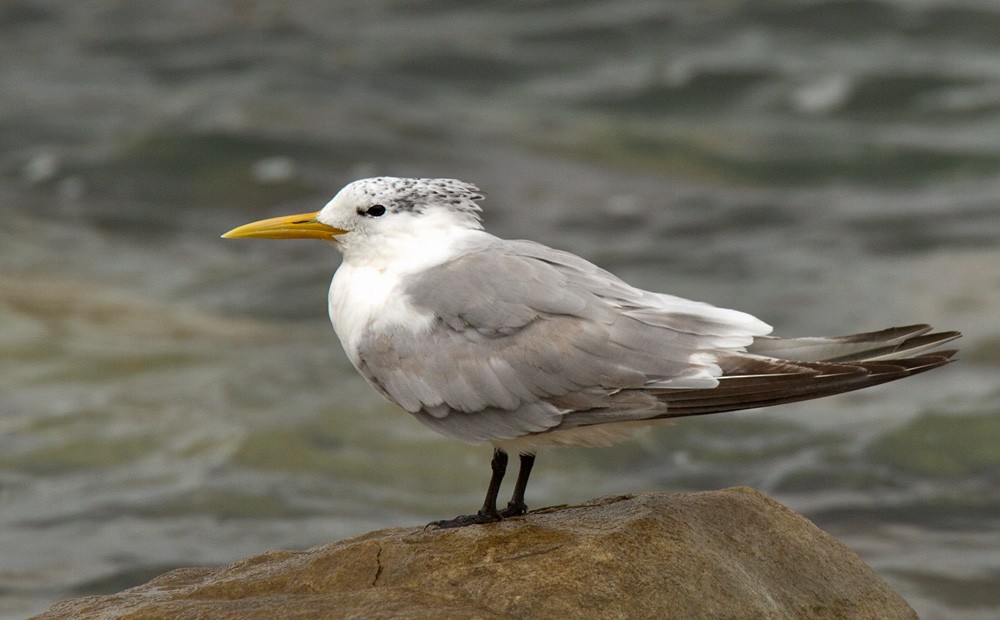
[429,448,508,529]
[501,453,535,517]
[479,448,508,515]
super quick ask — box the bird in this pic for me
[222,176,960,528]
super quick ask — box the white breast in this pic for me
[327,227,490,367]
[328,263,435,366]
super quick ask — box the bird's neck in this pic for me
[336,226,487,273]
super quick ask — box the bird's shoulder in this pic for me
[400,237,636,333]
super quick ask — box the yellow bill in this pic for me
[221,212,346,240]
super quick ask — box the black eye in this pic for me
[365,204,386,217]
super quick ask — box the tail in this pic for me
[652,324,960,418]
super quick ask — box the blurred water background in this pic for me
[2,1,999,617]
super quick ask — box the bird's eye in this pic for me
[365,205,386,217]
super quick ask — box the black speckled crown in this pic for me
[358,177,485,217]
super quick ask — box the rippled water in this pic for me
[3,2,1000,618]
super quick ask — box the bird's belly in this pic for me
[493,419,665,452]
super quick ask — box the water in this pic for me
[2,1,999,618]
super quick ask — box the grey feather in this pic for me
[349,236,958,445]
[747,324,959,362]
[353,238,773,443]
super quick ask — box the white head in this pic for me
[319,176,483,237]
[222,177,486,261]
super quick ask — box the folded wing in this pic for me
[354,238,773,442]
[353,238,959,444]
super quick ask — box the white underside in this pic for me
[492,419,670,452]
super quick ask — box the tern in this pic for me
[223,177,959,528]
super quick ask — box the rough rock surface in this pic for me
[37,488,916,619]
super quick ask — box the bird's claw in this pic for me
[427,509,503,529]
[500,500,528,518]
[426,501,530,529]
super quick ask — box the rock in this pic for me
[37,488,916,619]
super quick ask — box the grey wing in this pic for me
[353,239,771,444]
